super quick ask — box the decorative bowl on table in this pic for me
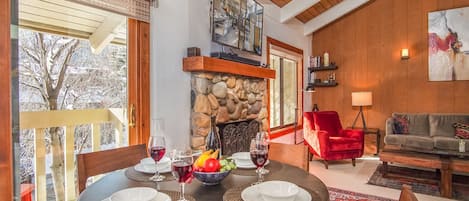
[193,170,231,186]
[257,181,299,201]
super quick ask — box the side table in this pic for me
[348,127,381,155]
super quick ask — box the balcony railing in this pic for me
[20,108,127,201]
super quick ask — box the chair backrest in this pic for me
[77,144,147,193]
[313,111,343,136]
[269,142,309,171]
[398,184,418,201]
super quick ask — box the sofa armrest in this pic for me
[386,117,395,135]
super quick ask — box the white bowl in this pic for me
[231,152,252,165]
[258,181,299,201]
[110,187,157,201]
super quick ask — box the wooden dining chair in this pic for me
[77,144,147,193]
[398,184,418,201]
[268,142,309,171]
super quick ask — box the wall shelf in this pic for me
[308,65,338,72]
[183,56,276,79]
[313,82,338,87]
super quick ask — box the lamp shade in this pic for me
[352,92,372,106]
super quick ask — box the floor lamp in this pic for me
[351,92,372,129]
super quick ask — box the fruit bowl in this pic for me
[193,170,231,186]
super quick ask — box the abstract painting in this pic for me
[428,7,469,81]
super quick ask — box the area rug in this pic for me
[328,187,396,201]
[368,164,469,200]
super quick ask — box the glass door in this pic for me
[17,1,134,200]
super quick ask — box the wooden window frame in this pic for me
[1,0,14,200]
[0,3,151,198]
[266,37,304,139]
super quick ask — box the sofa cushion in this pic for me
[453,122,469,139]
[384,134,406,146]
[392,113,429,136]
[429,114,469,137]
[329,137,362,151]
[403,136,434,150]
[434,136,469,152]
[384,135,433,150]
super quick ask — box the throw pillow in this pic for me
[453,122,469,139]
[393,117,409,134]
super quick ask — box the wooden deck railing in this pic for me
[20,108,127,201]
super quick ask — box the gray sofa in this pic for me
[384,113,469,153]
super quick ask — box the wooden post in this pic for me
[34,128,47,201]
[91,123,101,152]
[115,122,123,147]
[64,126,76,201]
[440,158,452,198]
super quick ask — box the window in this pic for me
[269,53,299,129]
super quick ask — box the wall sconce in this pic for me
[401,48,409,60]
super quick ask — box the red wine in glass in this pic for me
[172,160,193,183]
[250,150,268,168]
[149,146,166,162]
[147,135,166,182]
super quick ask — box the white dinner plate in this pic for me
[236,160,270,169]
[134,162,171,174]
[103,190,171,201]
[241,184,311,201]
[141,157,171,166]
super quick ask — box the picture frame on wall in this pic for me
[428,6,469,81]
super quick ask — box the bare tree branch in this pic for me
[20,46,41,64]
[54,40,79,95]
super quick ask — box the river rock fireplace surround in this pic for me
[183,56,276,152]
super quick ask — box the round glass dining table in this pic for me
[78,161,330,201]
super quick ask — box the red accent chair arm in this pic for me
[340,129,364,141]
[305,128,331,157]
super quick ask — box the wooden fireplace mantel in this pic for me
[183,56,276,79]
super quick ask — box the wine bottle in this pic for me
[313,104,319,112]
[205,116,222,158]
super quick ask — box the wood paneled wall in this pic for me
[312,0,469,132]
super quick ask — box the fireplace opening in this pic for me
[217,119,260,156]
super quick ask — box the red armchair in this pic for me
[303,111,364,169]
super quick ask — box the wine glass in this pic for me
[257,131,270,174]
[250,138,269,184]
[171,148,193,201]
[148,135,166,182]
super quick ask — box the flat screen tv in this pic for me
[212,0,264,56]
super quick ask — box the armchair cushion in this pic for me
[340,129,364,141]
[329,137,363,151]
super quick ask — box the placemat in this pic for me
[222,185,249,201]
[231,161,283,176]
[125,167,175,182]
[222,184,314,201]
[160,190,196,201]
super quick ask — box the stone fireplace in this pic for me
[190,72,269,151]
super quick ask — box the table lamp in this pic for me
[351,91,372,129]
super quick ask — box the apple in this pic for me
[203,158,221,172]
